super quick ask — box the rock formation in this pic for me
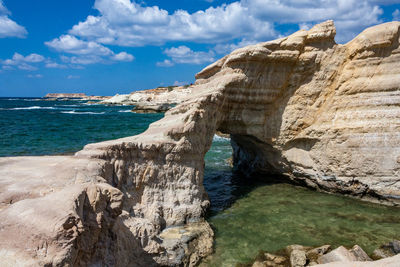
[45,93,87,98]
[100,86,192,108]
[132,103,174,113]
[44,93,110,101]
[246,243,399,267]
[1,20,400,266]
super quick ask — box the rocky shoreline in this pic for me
[243,240,400,267]
[44,93,110,101]
[100,85,192,112]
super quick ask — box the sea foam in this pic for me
[61,110,105,115]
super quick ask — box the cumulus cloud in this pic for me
[0,0,27,38]
[245,0,384,42]
[2,53,44,65]
[1,53,44,71]
[111,51,134,62]
[46,34,134,65]
[68,0,276,47]
[156,59,174,67]
[56,0,388,50]
[163,46,215,65]
[46,35,113,56]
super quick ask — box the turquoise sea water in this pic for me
[1,97,399,266]
[0,97,163,156]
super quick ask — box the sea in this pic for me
[1,97,399,266]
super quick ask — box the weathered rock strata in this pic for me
[1,20,400,265]
[100,86,192,107]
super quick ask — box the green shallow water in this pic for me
[201,182,400,266]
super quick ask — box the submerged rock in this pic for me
[372,240,400,260]
[306,245,331,262]
[132,103,174,113]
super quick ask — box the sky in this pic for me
[0,0,400,97]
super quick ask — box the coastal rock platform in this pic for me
[1,20,400,266]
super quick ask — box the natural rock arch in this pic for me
[1,21,400,266]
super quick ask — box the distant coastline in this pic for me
[44,93,110,101]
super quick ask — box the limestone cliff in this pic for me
[1,21,400,266]
[100,86,192,107]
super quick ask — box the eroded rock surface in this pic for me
[1,21,400,265]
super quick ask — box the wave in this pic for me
[56,104,80,107]
[82,102,100,105]
[6,106,56,110]
[22,99,42,101]
[118,110,132,113]
[213,135,230,142]
[61,110,105,115]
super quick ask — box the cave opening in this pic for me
[202,132,288,218]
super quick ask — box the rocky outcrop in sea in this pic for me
[100,86,192,112]
[44,93,110,101]
[1,20,400,266]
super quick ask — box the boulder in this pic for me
[314,254,400,266]
[132,103,173,113]
[318,246,357,264]
[306,245,331,262]
[372,240,400,260]
[350,245,372,261]
[290,249,307,267]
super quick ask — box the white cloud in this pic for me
[156,59,174,67]
[111,51,134,61]
[45,61,67,69]
[163,46,215,64]
[245,0,383,43]
[213,38,259,54]
[61,55,103,65]
[393,9,400,21]
[27,74,43,78]
[18,63,37,71]
[67,75,80,79]
[46,34,134,65]
[68,0,276,46]
[1,53,44,71]
[2,53,44,65]
[46,35,113,56]
[0,0,27,38]
[24,54,45,63]
[57,0,388,49]
[298,23,312,30]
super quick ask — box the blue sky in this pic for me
[0,0,399,97]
